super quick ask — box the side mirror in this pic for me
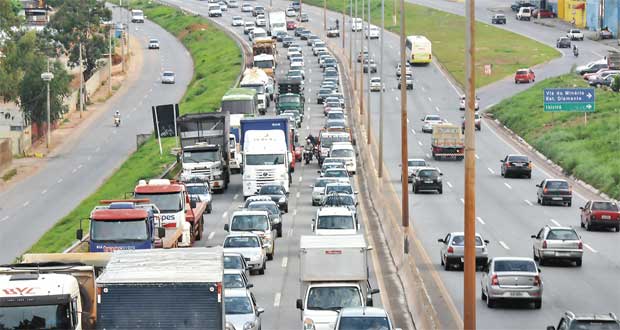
[158,227,166,238]
[76,229,83,240]
[536,184,541,188]
[579,206,584,210]
[317,170,321,173]
[440,172,444,176]
[311,223,315,231]
[224,224,230,231]
[538,268,542,273]
[500,160,503,162]
[530,235,537,238]
[484,239,490,244]
[190,199,197,209]
[257,307,265,315]
[238,205,244,209]
[246,283,254,289]
[296,299,303,310]
[437,238,444,243]
[369,288,380,295]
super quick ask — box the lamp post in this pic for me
[41,69,54,150]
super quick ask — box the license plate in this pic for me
[556,252,571,257]
[509,292,523,297]
[424,180,433,184]
[514,163,523,167]
[552,197,562,201]
[601,215,611,220]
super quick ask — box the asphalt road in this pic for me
[0,9,193,263]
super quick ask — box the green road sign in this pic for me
[543,88,595,112]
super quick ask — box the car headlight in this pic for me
[437,176,442,182]
[279,173,287,180]
[243,321,257,330]
[278,196,286,203]
[303,318,316,330]
[251,254,261,261]
[244,174,252,180]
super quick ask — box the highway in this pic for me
[169,0,620,329]
[0,9,193,263]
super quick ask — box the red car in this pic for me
[580,200,620,231]
[295,145,303,162]
[286,20,297,30]
[514,68,535,83]
[532,9,556,18]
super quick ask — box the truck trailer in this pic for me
[431,123,464,160]
[240,68,271,115]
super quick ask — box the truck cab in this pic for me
[77,200,164,252]
[253,53,276,77]
[180,143,228,191]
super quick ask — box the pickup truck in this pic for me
[567,29,584,41]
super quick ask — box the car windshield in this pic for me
[516,70,528,75]
[248,202,279,215]
[225,296,253,314]
[0,303,72,330]
[325,170,348,177]
[183,150,219,162]
[326,185,353,195]
[315,179,336,188]
[450,235,484,246]
[224,255,244,269]
[546,181,569,189]
[163,72,174,77]
[320,135,350,148]
[245,154,285,165]
[547,229,579,240]
[224,236,260,248]
[134,192,183,213]
[280,95,300,103]
[259,185,284,195]
[330,149,353,158]
[592,202,619,211]
[568,321,620,330]
[426,116,441,121]
[224,274,246,289]
[417,170,439,179]
[91,219,148,242]
[324,195,354,206]
[508,155,529,162]
[231,215,269,231]
[187,185,208,195]
[408,160,426,167]
[306,287,362,310]
[493,260,537,272]
[317,215,354,229]
[338,317,390,330]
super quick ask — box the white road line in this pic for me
[287,228,294,237]
[395,96,399,101]
[524,199,534,206]
[435,106,440,112]
[306,125,310,130]
[583,243,597,253]
[222,211,228,219]
[475,154,479,160]
[410,128,416,134]
[281,257,288,268]
[293,209,298,216]
[427,96,432,102]
[550,219,561,226]
[460,198,465,204]
[233,194,239,200]
[406,118,410,124]
[72,168,77,173]
[57,178,63,184]
[499,241,510,250]
[487,167,495,174]
[447,182,453,188]
[22,201,30,207]
[504,182,512,190]
[87,156,92,161]
[95,146,101,153]
[208,232,215,240]
[78,164,83,169]
[0,216,8,223]
[298,176,303,182]
[417,141,423,146]
[476,217,486,225]
[425,153,431,158]
[296,192,300,198]
[274,292,281,307]
[308,88,312,93]
[41,189,47,195]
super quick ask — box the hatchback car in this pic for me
[224,252,250,278]
[556,36,571,48]
[461,112,482,131]
[241,2,253,12]
[185,181,213,213]
[438,232,489,270]
[311,177,340,206]
[223,233,266,275]
[335,307,402,330]
[459,95,479,110]
[580,200,620,232]
[363,58,378,73]
[531,226,583,266]
[532,9,555,18]
[298,13,309,22]
[148,38,160,49]
[500,154,532,178]
[514,68,535,83]
[369,77,384,92]
[481,257,543,309]
[258,183,289,212]
[224,269,252,290]
[403,158,427,182]
[547,311,620,330]
[231,16,244,27]
[398,74,413,90]
[536,179,572,206]
[161,71,175,84]
[412,167,443,194]
[421,114,445,133]
[395,62,412,77]
[225,288,264,330]
[286,8,297,17]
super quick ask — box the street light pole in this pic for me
[323,0,327,31]
[78,42,84,118]
[398,0,409,254]
[353,0,358,90]
[342,0,346,49]
[349,0,353,70]
[41,61,54,150]
[378,0,384,177]
[366,0,371,144]
[359,0,364,116]
[108,25,113,96]
[464,0,477,327]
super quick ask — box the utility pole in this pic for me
[323,0,327,31]
[359,0,364,116]
[342,0,346,49]
[349,0,353,70]
[398,0,409,254]
[353,0,358,90]
[464,0,477,326]
[366,0,371,144]
[378,0,384,177]
[393,0,396,25]
[41,60,54,150]
[108,26,113,96]
[78,42,84,118]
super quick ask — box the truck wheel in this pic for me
[195,218,204,241]
[277,224,283,238]
[267,252,274,261]
[259,262,266,275]
[207,203,212,214]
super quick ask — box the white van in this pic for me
[208,3,223,17]
[516,7,532,21]
[329,142,356,175]
[131,9,144,23]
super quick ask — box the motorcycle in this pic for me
[113,116,120,127]
[573,47,579,57]
[303,149,313,164]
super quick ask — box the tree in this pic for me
[0,0,22,30]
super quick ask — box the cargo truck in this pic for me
[269,11,287,35]
[75,199,173,252]
[229,114,244,174]
[134,179,207,247]
[222,88,259,116]
[95,248,225,330]
[0,253,112,330]
[276,79,305,115]
[295,235,379,330]
[240,68,271,115]
[431,123,464,160]
[177,113,231,191]
[240,117,292,198]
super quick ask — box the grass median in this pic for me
[303,0,559,88]
[26,1,241,254]
[489,74,620,200]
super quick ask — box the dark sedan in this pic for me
[491,14,507,24]
[258,184,289,212]
[412,167,443,194]
[556,37,571,48]
[537,179,572,206]
[500,154,532,178]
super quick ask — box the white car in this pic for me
[224,210,276,260]
[567,28,584,41]
[243,21,255,34]
[255,14,266,27]
[403,158,428,182]
[312,207,358,236]
[286,8,296,17]
[459,95,479,110]
[161,70,175,84]
[311,177,340,206]
[421,114,445,133]
[395,62,412,77]
[369,77,384,92]
[148,38,160,49]
[232,16,244,26]
[227,0,239,8]
[290,57,305,69]
[223,233,267,275]
[516,6,532,20]
[365,26,380,39]
[218,1,228,11]
[241,3,253,12]
[225,288,264,330]
[351,17,362,31]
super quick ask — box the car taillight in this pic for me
[578,241,583,249]
[528,162,532,169]
[429,54,432,60]
[542,240,547,248]
[533,275,541,286]
[447,246,454,253]
[591,215,596,220]
[505,162,511,167]
[491,274,499,286]
[543,188,548,194]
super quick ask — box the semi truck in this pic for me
[177,113,231,191]
[276,79,305,115]
[295,235,379,330]
[95,248,225,330]
[431,123,464,160]
[240,68,271,115]
[0,253,112,330]
[269,11,287,35]
[133,179,207,247]
[240,117,292,198]
[75,199,173,252]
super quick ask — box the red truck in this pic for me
[134,179,207,246]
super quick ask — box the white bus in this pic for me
[406,35,432,65]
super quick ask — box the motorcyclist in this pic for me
[306,134,317,146]
[304,138,314,152]
[573,45,579,57]
[113,111,121,126]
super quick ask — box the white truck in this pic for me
[241,128,290,198]
[296,235,379,330]
[229,114,244,174]
[131,9,144,23]
[240,68,271,115]
[269,11,287,36]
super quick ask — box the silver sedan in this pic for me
[438,232,489,271]
[531,226,583,266]
[481,257,543,309]
[225,288,264,330]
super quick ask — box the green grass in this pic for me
[305,0,559,88]
[489,74,620,200]
[2,168,17,181]
[25,2,241,254]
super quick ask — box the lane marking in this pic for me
[447,182,453,188]
[281,257,288,268]
[78,164,83,169]
[95,146,101,153]
[233,194,239,200]
[503,182,512,190]
[72,168,77,173]
[524,199,533,206]
[459,198,465,204]
[296,192,300,198]
[427,96,432,102]
[293,209,298,216]
[208,231,215,240]
[406,118,410,124]
[435,106,440,112]
[550,219,561,226]
[395,96,399,101]
[287,228,294,238]
[475,154,479,160]
[41,189,47,195]
[410,128,416,134]
[87,156,92,161]
[425,153,431,158]
[274,292,281,307]
[417,141,423,146]
[499,241,510,250]
[476,217,485,225]
[222,211,228,219]
[22,201,30,207]
[306,125,310,130]
[583,243,597,253]
[487,167,495,174]
[57,178,63,184]
[299,176,303,182]
[0,216,9,223]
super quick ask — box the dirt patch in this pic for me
[178,23,210,40]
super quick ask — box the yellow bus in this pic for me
[406,35,432,65]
